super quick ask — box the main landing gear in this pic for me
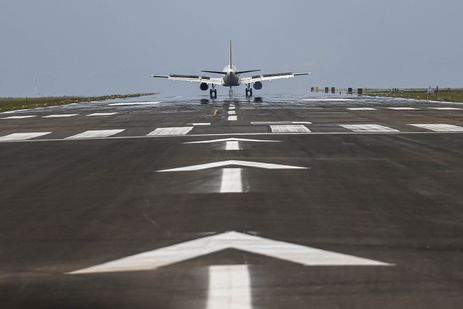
[245,84,253,98]
[209,85,217,99]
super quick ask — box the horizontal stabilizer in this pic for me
[202,70,227,75]
[235,69,261,75]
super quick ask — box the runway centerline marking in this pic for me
[43,114,78,118]
[148,127,193,136]
[228,115,238,121]
[270,124,311,133]
[340,124,399,133]
[185,138,280,144]
[87,112,118,117]
[225,141,241,151]
[220,168,243,193]
[66,129,125,139]
[409,124,463,132]
[2,115,36,119]
[228,110,236,115]
[157,160,308,172]
[67,231,392,274]
[207,265,251,309]
[0,132,52,142]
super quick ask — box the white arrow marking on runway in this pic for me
[67,231,392,274]
[207,265,251,309]
[225,141,241,151]
[220,168,243,192]
[184,138,280,144]
[157,160,308,172]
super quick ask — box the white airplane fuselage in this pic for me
[222,65,240,87]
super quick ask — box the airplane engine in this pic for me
[253,81,263,90]
[200,83,209,91]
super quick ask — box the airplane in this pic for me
[152,41,310,99]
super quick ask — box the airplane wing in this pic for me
[240,72,310,84]
[152,74,223,85]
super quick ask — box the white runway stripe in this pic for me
[429,107,462,111]
[229,106,236,110]
[228,116,237,121]
[189,123,211,126]
[220,168,243,193]
[270,124,311,133]
[148,127,193,136]
[225,141,240,151]
[0,132,51,142]
[43,114,78,118]
[228,110,236,115]
[66,129,125,139]
[409,124,463,132]
[108,101,160,106]
[387,107,417,110]
[341,124,399,133]
[207,265,251,309]
[2,115,36,119]
[87,112,118,117]
[347,107,377,111]
[252,121,312,125]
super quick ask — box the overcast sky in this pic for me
[1,0,462,97]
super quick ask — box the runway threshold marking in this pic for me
[157,160,308,172]
[2,115,36,119]
[340,124,399,133]
[409,124,463,132]
[220,168,243,192]
[67,231,392,274]
[184,138,280,144]
[87,112,118,117]
[66,129,125,139]
[207,265,251,309]
[148,127,193,136]
[43,114,78,118]
[0,132,51,141]
[270,124,311,133]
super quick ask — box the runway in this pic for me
[1,94,463,308]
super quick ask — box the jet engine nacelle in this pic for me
[253,81,263,90]
[200,83,209,91]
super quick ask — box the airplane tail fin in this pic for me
[229,40,232,69]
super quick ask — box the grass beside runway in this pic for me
[365,88,463,103]
[0,93,158,112]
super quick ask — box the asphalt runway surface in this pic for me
[1,94,463,308]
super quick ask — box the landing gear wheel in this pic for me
[245,88,253,98]
[210,89,217,99]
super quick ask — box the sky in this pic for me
[1,0,462,97]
